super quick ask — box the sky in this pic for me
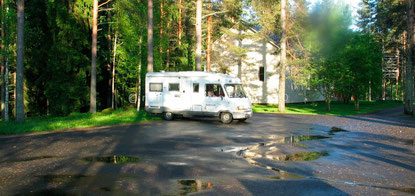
[307,0,362,30]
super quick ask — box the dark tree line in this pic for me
[0,0,246,120]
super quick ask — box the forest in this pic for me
[0,0,413,122]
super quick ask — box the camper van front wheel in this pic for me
[220,112,233,124]
[163,112,174,121]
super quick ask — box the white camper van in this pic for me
[145,71,253,123]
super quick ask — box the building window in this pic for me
[259,67,265,81]
[206,84,224,97]
[169,83,180,91]
[149,83,163,92]
[193,83,199,93]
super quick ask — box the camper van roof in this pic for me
[147,71,237,79]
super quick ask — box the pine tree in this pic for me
[195,0,202,71]
[278,0,287,112]
[90,0,98,114]
[1,0,9,121]
[147,0,154,73]
[15,0,24,121]
[404,0,414,115]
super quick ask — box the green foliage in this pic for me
[25,0,50,115]
[342,33,383,100]
[43,0,91,116]
[303,1,353,103]
[357,0,406,101]
[297,1,383,108]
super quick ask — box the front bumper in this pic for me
[232,109,253,119]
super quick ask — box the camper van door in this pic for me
[190,80,203,113]
[204,83,225,115]
[180,78,192,111]
[147,81,163,108]
[164,78,182,110]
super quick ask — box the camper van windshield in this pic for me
[225,84,246,98]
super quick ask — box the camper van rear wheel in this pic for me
[163,112,174,121]
[220,112,233,124]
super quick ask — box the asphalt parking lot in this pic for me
[0,106,414,195]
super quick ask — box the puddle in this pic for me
[238,147,329,162]
[81,155,140,164]
[245,158,307,180]
[266,135,329,145]
[215,146,248,153]
[2,156,56,163]
[177,179,212,195]
[328,127,348,135]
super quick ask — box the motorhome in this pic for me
[145,71,253,123]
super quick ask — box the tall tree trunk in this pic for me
[396,48,400,99]
[160,0,164,54]
[402,32,407,100]
[195,0,202,71]
[15,0,24,122]
[382,78,386,100]
[166,48,170,71]
[106,3,112,108]
[278,0,287,112]
[165,4,170,71]
[112,32,117,109]
[2,0,9,121]
[1,0,4,119]
[354,97,360,111]
[325,96,331,111]
[90,0,98,113]
[178,0,182,46]
[137,36,142,112]
[405,0,414,115]
[382,39,386,100]
[147,0,154,72]
[206,0,212,72]
[368,81,372,101]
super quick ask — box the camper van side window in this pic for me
[205,84,224,97]
[193,83,199,93]
[169,83,180,91]
[149,83,163,92]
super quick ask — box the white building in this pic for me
[211,27,324,104]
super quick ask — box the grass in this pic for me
[0,108,161,135]
[253,100,403,115]
[285,151,329,161]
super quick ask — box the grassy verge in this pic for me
[253,100,403,116]
[0,108,161,135]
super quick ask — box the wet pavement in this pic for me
[0,106,414,195]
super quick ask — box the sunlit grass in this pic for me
[253,100,403,116]
[285,151,329,161]
[0,108,161,135]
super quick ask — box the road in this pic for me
[0,106,414,195]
